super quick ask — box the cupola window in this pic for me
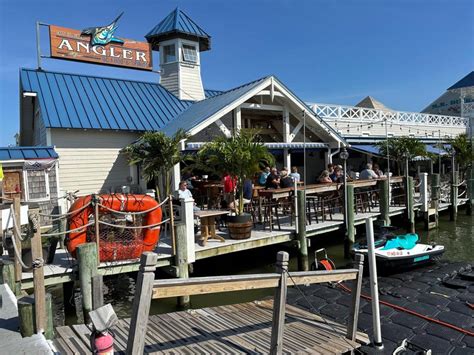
[163,44,176,63]
[182,44,197,63]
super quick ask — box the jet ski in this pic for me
[352,226,445,271]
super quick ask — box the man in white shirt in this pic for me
[360,163,379,180]
[178,181,193,199]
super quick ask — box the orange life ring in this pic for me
[66,194,162,261]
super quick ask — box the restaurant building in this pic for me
[18,8,347,200]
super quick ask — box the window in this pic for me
[163,44,176,63]
[182,44,197,63]
[25,170,50,201]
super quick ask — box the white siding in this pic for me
[55,148,130,195]
[180,63,205,101]
[160,62,180,97]
[51,129,140,195]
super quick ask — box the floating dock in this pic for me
[287,261,474,354]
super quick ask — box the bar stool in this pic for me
[306,195,319,224]
[261,197,281,232]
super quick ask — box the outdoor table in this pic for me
[194,210,230,246]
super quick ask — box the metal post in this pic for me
[450,168,458,222]
[406,177,415,233]
[36,21,42,70]
[365,217,383,349]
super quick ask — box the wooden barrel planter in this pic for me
[228,221,253,240]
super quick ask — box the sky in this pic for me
[0,0,473,145]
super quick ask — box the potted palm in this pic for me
[199,130,274,239]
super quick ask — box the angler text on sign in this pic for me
[49,25,153,71]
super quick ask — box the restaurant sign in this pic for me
[49,14,153,71]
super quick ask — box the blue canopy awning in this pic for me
[349,144,381,156]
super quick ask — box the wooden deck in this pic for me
[11,204,421,289]
[54,300,369,354]
[14,199,466,290]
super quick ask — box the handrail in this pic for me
[152,269,358,299]
[310,103,468,127]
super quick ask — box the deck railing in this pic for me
[310,103,468,127]
[126,249,365,355]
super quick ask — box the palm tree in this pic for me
[124,129,189,202]
[199,130,274,215]
[376,137,427,175]
[445,133,473,179]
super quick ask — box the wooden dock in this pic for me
[15,204,409,289]
[54,299,369,354]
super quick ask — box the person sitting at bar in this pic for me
[290,166,300,182]
[177,181,200,211]
[280,168,294,188]
[373,164,384,177]
[360,163,379,180]
[222,171,236,207]
[258,166,271,186]
[327,163,335,175]
[330,165,344,183]
[265,167,280,189]
[318,170,332,183]
[229,178,253,210]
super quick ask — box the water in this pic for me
[50,211,473,325]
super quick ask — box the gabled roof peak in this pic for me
[146,8,211,51]
[447,71,474,91]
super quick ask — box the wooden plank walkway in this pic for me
[54,300,369,354]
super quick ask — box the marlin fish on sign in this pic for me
[81,13,125,46]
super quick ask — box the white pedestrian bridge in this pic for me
[309,103,468,142]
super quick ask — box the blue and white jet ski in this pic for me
[352,226,445,271]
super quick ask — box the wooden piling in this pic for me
[450,171,458,221]
[468,166,474,216]
[377,179,390,226]
[296,190,309,271]
[76,242,98,323]
[406,176,415,233]
[431,174,440,228]
[175,223,190,308]
[29,207,46,334]
[18,293,53,339]
[92,274,104,310]
[0,259,16,292]
[13,197,22,294]
[270,251,289,355]
[347,253,364,341]
[62,281,77,320]
[345,184,355,257]
[126,252,157,355]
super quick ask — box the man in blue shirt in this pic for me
[258,166,271,186]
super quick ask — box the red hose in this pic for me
[338,283,474,337]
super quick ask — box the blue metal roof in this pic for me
[20,68,192,131]
[162,76,269,136]
[447,71,474,91]
[0,146,58,161]
[146,8,211,51]
[204,89,224,98]
[426,144,449,155]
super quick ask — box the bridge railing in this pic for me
[310,103,468,128]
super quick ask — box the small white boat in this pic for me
[353,227,445,271]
